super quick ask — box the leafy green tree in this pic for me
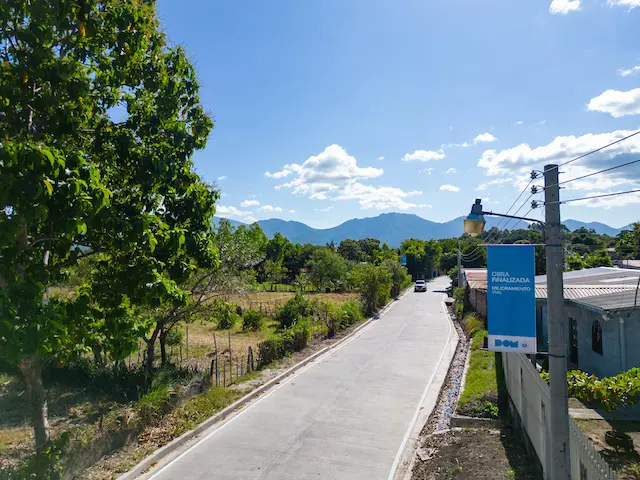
[337,239,364,262]
[348,264,392,315]
[584,249,613,268]
[153,220,266,366]
[283,242,314,283]
[439,251,458,273]
[382,259,411,298]
[307,247,347,291]
[265,232,291,264]
[358,238,381,262]
[0,0,216,452]
[616,223,640,260]
[262,259,287,289]
[401,238,442,279]
[294,270,310,292]
[567,253,585,271]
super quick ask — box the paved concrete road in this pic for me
[147,277,454,480]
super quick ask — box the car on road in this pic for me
[414,280,427,292]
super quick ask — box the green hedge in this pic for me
[257,319,311,367]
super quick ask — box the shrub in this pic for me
[337,300,364,329]
[213,300,240,330]
[137,384,176,424]
[242,309,264,331]
[257,319,311,368]
[276,293,311,329]
[165,328,184,346]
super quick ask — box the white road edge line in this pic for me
[146,290,410,480]
[386,293,454,480]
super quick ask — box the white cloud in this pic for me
[265,169,293,179]
[618,65,640,77]
[315,206,334,212]
[420,167,434,175]
[538,120,547,125]
[474,133,497,144]
[439,184,460,192]
[265,144,432,211]
[549,0,581,14]
[402,149,445,162]
[217,176,227,181]
[587,88,640,117]
[476,129,640,203]
[443,141,470,148]
[512,120,524,126]
[607,0,640,8]
[267,144,383,199]
[475,178,513,191]
[477,129,640,176]
[240,199,260,207]
[244,216,257,223]
[216,205,251,218]
[378,156,384,161]
[444,168,457,174]
[259,205,295,214]
[336,183,430,210]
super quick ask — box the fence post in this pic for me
[185,324,189,361]
[213,333,219,387]
[247,346,253,372]
[222,360,226,387]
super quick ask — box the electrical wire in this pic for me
[556,189,640,204]
[541,157,640,191]
[550,130,640,171]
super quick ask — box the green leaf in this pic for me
[77,222,87,235]
[43,178,53,196]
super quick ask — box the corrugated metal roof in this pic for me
[462,268,487,282]
[535,285,637,300]
[572,290,640,312]
[468,280,487,290]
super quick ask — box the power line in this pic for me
[542,157,640,190]
[557,188,640,204]
[553,130,640,171]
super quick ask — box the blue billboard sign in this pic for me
[401,255,407,266]
[487,245,536,354]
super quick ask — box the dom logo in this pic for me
[495,339,519,348]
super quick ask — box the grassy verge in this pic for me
[456,313,499,418]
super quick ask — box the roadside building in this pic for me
[465,266,640,378]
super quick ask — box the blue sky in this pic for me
[157,0,640,229]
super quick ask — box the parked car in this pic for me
[414,280,427,292]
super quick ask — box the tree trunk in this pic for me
[18,356,50,453]
[159,330,168,367]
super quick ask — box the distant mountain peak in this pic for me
[213,214,628,247]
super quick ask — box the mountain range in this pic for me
[214,213,633,248]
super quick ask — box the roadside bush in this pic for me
[337,300,364,329]
[213,300,240,330]
[242,309,264,331]
[165,327,184,346]
[276,293,311,329]
[137,384,176,424]
[257,319,311,368]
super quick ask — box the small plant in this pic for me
[165,328,184,346]
[337,300,364,329]
[212,300,240,330]
[276,293,311,329]
[242,310,264,332]
[558,368,640,450]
